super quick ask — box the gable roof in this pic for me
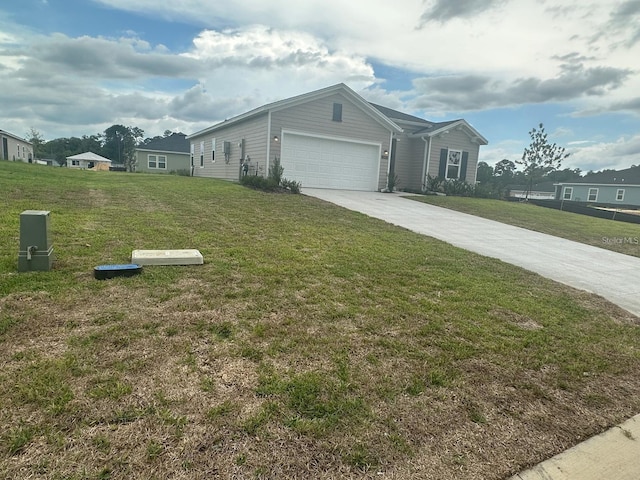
[369,104,488,145]
[187,83,402,139]
[66,151,112,163]
[137,133,189,153]
[0,129,31,144]
[562,166,640,185]
[369,103,430,125]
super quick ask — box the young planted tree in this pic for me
[517,123,570,200]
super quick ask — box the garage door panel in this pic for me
[280,133,380,190]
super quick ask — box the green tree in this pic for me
[26,128,45,160]
[517,123,569,200]
[102,125,144,172]
[493,159,516,179]
[476,161,494,183]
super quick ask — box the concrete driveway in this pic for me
[304,188,640,317]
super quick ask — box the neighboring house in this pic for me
[135,133,190,174]
[555,166,640,207]
[187,83,487,191]
[66,152,113,171]
[508,182,556,200]
[1,129,33,163]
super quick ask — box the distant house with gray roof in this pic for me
[554,166,640,208]
[135,133,190,174]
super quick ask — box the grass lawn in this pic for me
[1,160,639,480]
[408,195,640,258]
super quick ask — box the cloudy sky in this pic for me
[1,0,639,172]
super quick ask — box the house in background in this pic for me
[66,152,112,170]
[187,83,487,191]
[555,166,640,208]
[1,129,33,163]
[508,181,556,200]
[135,133,190,174]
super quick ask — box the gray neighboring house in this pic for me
[555,166,640,208]
[186,83,488,191]
[1,129,33,163]
[135,133,190,174]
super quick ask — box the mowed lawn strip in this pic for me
[408,194,640,258]
[1,161,639,480]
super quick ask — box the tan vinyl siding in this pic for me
[190,113,269,181]
[393,136,425,191]
[270,93,392,190]
[1,132,33,162]
[427,130,481,183]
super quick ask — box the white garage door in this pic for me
[280,133,381,190]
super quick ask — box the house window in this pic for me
[17,145,20,158]
[332,103,342,122]
[446,149,462,179]
[588,188,598,202]
[616,189,625,201]
[200,141,204,167]
[563,187,573,200]
[148,155,166,169]
[71,160,80,166]
[211,138,216,163]
[190,144,194,166]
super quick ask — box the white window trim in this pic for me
[212,138,216,163]
[200,141,204,167]
[147,154,167,170]
[446,149,462,180]
[587,188,598,202]
[190,143,194,166]
[563,186,573,200]
[616,189,625,202]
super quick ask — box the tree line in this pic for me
[27,126,176,172]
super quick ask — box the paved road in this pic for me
[304,189,640,317]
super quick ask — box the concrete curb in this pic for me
[508,414,640,480]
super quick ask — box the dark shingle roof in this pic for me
[575,166,640,185]
[412,120,462,135]
[369,103,430,125]
[139,133,189,153]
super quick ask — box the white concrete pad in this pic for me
[131,249,203,266]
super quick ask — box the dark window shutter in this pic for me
[438,148,447,178]
[460,151,468,180]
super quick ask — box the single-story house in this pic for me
[186,83,488,191]
[555,166,640,208]
[135,133,190,174]
[66,152,113,171]
[1,129,33,163]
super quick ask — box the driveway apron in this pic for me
[304,189,640,317]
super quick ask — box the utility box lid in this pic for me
[131,249,203,266]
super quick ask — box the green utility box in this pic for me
[18,210,54,272]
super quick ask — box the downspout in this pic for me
[422,135,432,191]
[265,111,272,178]
[386,131,394,178]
